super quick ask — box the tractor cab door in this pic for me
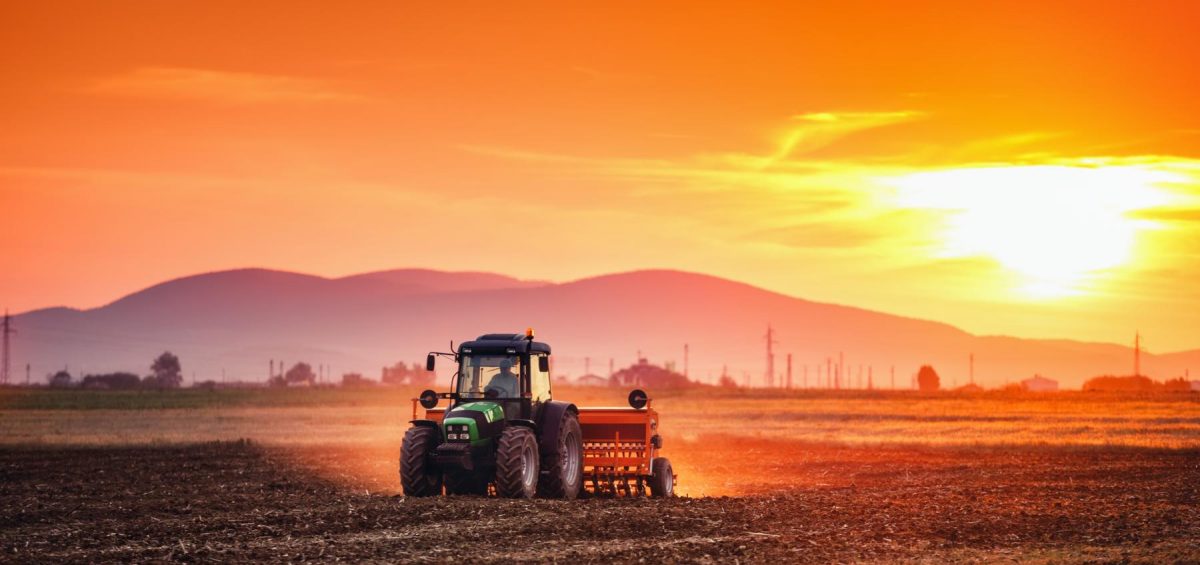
[528,352,552,420]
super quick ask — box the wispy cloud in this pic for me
[90,67,363,104]
[751,111,924,169]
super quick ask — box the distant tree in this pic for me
[916,365,940,392]
[380,361,437,386]
[410,367,436,387]
[47,370,73,388]
[285,362,316,385]
[1083,375,1190,393]
[718,374,739,388]
[1082,375,1155,392]
[147,352,183,389]
[81,372,142,390]
[1160,377,1192,392]
[341,372,373,387]
[998,382,1024,394]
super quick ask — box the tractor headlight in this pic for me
[444,424,471,441]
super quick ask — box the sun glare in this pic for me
[889,164,1176,298]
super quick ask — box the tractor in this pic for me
[400,329,675,498]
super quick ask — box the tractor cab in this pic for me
[447,331,552,421]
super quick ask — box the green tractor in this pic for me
[401,330,585,498]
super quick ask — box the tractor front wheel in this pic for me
[400,426,442,497]
[649,457,674,497]
[495,426,539,498]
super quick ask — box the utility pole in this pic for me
[26,363,31,386]
[1,310,14,385]
[838,352,844,390]
[683,344,689,380]
[890,365,895,390]
[825,357,832,389]
[764,325,777,388]
[868,366,873,390]
[969,353,975,385]
[786,353,792,389]
[1132,333,1142,379]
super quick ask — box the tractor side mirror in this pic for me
[538,356,550,373]
[628,389,648,409]
[419,389,439,409]
[425,354,436,372]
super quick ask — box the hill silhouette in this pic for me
[9,268,1197,388]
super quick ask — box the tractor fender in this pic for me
[409,419,440,429]
[536,401,578,456]
[507,418,537,431]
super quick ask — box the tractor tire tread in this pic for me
[537,411,584,499]
[495,426,537,498]
[400,426,442,497]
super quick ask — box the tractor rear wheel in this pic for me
[444,471,489,496]
[538,411,584,499]
[649,457,674,497]
[400,426,442,497]
[495,426,539,498]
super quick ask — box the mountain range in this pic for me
[8,268,1198,389]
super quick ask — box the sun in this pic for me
[888,163,1175,298]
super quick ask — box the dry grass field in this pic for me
[2,386,1198,562]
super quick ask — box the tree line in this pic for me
[47,352,183,390]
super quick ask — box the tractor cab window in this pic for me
[530,353,551,404]
[456,355,521,399]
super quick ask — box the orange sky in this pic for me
[3,1,1199,350]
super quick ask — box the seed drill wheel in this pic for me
[495,426,539,498]
[400,426,442,497]
[538,411,584,499]
[649,457,675,497]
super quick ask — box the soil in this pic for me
[2,440,1198,563]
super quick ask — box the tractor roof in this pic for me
[460,333,551,355]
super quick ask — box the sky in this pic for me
[2,0,1199,351]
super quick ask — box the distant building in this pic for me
[1021,375,1059,392]
[610,358,692,389]
[575,374,608,387]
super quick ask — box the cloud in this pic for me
[1129,207,1200,223]
[90,67,362,104]
[750,111,924,169]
